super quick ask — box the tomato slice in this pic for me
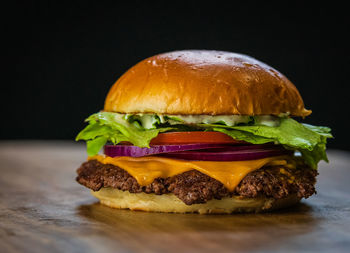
[150,131,245,145]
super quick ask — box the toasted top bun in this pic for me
[104,50,311,116]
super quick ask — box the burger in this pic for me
[75,50,332,213]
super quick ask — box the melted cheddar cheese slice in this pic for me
[89,155,290,191]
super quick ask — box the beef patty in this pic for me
[76,159,318,205]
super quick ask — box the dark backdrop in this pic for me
[2,2,349,150]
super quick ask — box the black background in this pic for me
[2,2,349,150]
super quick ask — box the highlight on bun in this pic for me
[104,50,311,117]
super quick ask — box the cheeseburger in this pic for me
[76,50,332,213]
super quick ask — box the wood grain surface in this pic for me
[0,141,349,253]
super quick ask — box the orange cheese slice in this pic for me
[89,155,288,191]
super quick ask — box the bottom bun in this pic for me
[91,188,301,214]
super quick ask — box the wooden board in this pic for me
[0,141,349,253]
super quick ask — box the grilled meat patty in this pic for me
[77,159,317,205]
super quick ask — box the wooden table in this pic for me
[0,141,349,253]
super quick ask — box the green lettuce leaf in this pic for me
[211,128,274,144]
[86,136,108,156]
[124,114,161,129]
[76,112,172,156]
[76,112,332,168]
[198,118,332,168]
[203,118,320,150]
[299,136,329,169]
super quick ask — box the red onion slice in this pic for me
[158,148,292,161]
[104,143,289,161]
[104,143,232,157]
[187,143,279,152]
